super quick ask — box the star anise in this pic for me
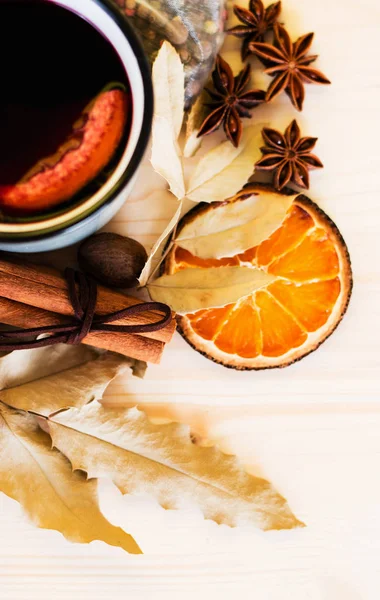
[250,23,331,111]
[197,55,266,147]
[227,0,282,61]
[255,120,323,190]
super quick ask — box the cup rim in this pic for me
[0,0,153,241]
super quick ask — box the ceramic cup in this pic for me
[0,0,153,253]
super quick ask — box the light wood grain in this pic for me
[1,0,380,598]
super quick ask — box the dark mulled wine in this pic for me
[0,0,131,213]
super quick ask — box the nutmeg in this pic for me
[78,232,148,288]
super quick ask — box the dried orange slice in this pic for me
[164,184,352,369]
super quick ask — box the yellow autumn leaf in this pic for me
[0,402,141,553]
[47,403,304,531]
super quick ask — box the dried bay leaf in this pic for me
[176,188,298,259]
[151,116,185,200]
[152,41,185,142]
[48,404,303,531]
[151,42,186,199]
[138,201,183,287]
[0,402,141,553]
[183,91,209,158]
[0,344,140,417]
[147,266,275,313]
[186,126,264,204]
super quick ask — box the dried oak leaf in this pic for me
[47,402,304,531]
[0,402,141,553]
[0,344,143,553]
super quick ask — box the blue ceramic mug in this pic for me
[0,0,153,253]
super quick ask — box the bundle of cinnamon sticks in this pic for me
[0,255,176,363]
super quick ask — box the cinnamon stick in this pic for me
[0,297,164,364]
[0,255,175,343]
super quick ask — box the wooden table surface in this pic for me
[1,0,380,598]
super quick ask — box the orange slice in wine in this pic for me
[0,89,128,213]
